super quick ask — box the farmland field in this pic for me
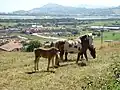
[95,31,120,41]
[9,30,120,44]
[0,40,120,90]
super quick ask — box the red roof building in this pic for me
[0,41,23,52]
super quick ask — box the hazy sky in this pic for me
[0,0,120,12]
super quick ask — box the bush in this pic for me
[25,40,41,52]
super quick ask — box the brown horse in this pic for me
[34,47,60,71]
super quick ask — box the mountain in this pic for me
[12,3,120,16]
[28,3,87,15]
[28,3,70,14]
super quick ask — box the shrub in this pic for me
[25,40,41,52]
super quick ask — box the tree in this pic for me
[25,40,42,52]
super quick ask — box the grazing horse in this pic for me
[49,34,96,65]
[34,47,60,71]
[76,35,96,63]
[78,34,96,61]
[64,35,96,62]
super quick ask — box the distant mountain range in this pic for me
[10,3,120,16]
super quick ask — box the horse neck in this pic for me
[88,36,93,45]
[88,45,94,52]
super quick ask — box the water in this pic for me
[0,15,120,20]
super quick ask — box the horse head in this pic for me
[89,45,96,59]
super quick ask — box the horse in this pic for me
[34,47,60,72]
[77,34,96,62]
[49,34,96,65]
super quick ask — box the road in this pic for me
[32,33,66,41]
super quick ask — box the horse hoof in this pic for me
[47,68,49,71]
[54,66,59,68]
[64,60,67,62]
[51,71,55,73]
[80,62,87,66]
[76,61,78,64]
[56,63,60,66]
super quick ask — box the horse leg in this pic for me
[81,53,84,59]
[52,57,54,68]
[76,52,81,64]
[60,50,64,60]
[34,56,39,71]
[65,52,68,61]
[55,55,60,66]
[36,57,40,71]
[47,58,51,71]
[34,59,37,71]
[84,52,88,61]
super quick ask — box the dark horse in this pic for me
[50,34,96,66]
[76,35,96,63]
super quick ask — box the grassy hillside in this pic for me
[103,31,120,40]
[0,41,120,90]
[95,31,120,41]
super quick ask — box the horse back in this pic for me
[64,40,82,53]
[34,47,59,58]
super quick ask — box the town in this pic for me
[0,18,120,52]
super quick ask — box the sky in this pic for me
[0,0,120,12]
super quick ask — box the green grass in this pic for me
[103,31,120,40]
[0,41,120,90]
[64,30,120,41]
[95,31,120,41]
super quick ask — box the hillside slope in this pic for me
[12,4,120,15]
[0,41,120,90]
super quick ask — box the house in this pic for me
[0,41,23,52]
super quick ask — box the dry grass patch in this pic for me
[0,42,120,90]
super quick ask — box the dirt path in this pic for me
[32,33,66,40]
